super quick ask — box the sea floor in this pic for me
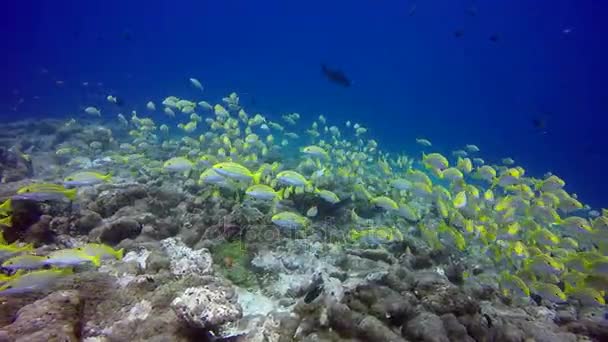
[0,118,606,342]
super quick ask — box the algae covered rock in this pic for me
[89,217,142,244]
[0,290,83,342]
[160,237,213,276]
[171,285,243,330]
[403,311,450,342]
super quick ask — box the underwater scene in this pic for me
[1,1,607,341]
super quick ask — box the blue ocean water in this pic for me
[1,0,606,207]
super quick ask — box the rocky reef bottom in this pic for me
[0,119,606,342]
[1,233,607,341]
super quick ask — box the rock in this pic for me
[171,286,243,330]
[357,315,407,342]
[487,323,526,342]
[564,319,608,341]
[160,237,213,276]
[75,210,102,234]
[49,216,71,236]
[350,284,417,326]
[146,250,171,273]
[420,284,480,316]
[403,312,450,342]
[0,290,83,342]
[327,302,363,336]
[89,184,147,217]
[345,248,397,264]
[457,314,488,342]
[555,309,577,325]
[481,301,578,342]
[441,313,475,342]
[23,214,53,244]
[413,270,450,293]
[384,265,415,292]
[89,217,142,245]
[0,146,33,183]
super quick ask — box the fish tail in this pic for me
[276,188,285,201]
[115,248,125,260]
[252,171,262,185]
[563,281,575,294]
[65,188,78,201]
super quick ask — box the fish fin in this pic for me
[90,256,101,267]
[103,172,113,181]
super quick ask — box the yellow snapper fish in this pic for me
[499,271,530,298]
[84,106,101,116]
[199,169,237,190]
[0,268,73,295]
[163,157,194,173]
[415,138,432,147]
[556,216,593,236]
[564,284,606,307]
[64,171,111,187]
[456,157,473,174]
[474,165,496,183]
[164,107,176,117]
[493,168,521,188]
[370,196,399,211]
[536,175,565,192]
[15,183,77,201]
[438,222,465,251]
[530,282,567,303]
[441,167,464,182]
[349,226,403,247]
[524,254,564,277]
[302,145,329,159]
[316,189,340,204]
[502,157,515,165]
[245,184,282,201]
[77,243,124,260]
[390,178,412,191]
[422,153,449,171]
[0,243,34,261]
[2,254,49,270]
[271,211,309,231]
[275,170,312,189]
[396,203,419,221]
[213,162,261,183]
[43,248,101,268]
[453,191,467,209]
[465,144,480,153]
[146,101,156,111]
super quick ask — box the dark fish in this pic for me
[114,97,125,107]
[532,117,546,130]
[122,29,133,41]
[453,29,464,38]
[408,3,417,16]
[321,64,351,87]
[467,3,478,16]
[489,33,500,42]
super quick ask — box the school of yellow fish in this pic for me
[1,79,607,308]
